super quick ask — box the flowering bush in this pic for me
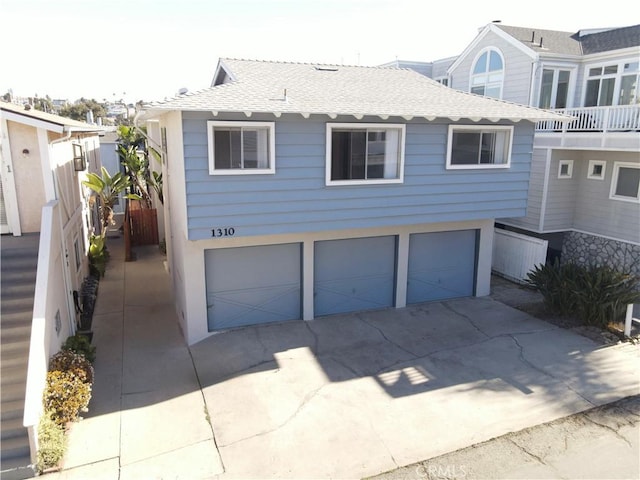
[43,370,92,426]
[49,350,94,384]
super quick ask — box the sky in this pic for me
[0,0,636,104]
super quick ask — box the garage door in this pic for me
[314,236,396,316]
[205,243,301,330]
[407,230,477,304]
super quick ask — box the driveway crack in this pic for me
[583,415,633,447]
[441,301,491,338]
[507,334,596,408]
[357,315,421,359]
[219,385,325,448]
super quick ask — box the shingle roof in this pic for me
[579,24,640,54]
[494,23,640,56]
[146,58,566,122]
[494,25,582,55]
[0,101,102,132]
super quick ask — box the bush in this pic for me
[62,334,96,363]
[43,370,92,425]
[572,265,640,327]
[36,414,66,472]
[49,350,94,384]
[527,261,640,328]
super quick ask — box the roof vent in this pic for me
[314,66,338,72]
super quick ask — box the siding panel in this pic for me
[183,113,535,239]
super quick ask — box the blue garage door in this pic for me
[205,243,302,330]
[407,230,477,304]
[314,236,396,316]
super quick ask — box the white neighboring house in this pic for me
[0,101,103,470]
[400,23,640,277]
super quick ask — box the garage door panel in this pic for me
[206,243,301,330]
[408,230,476,304]
[315,236,396,317]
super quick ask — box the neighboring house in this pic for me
[142,58,565,345]
[99,129,126,218]
[0,101,102,473]
[424,22,640,276]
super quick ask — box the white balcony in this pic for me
[535,105,640,151]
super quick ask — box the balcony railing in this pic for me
[536,104,640,133]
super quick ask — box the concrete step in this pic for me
[0,435,31,462]
[1,281,36,298]
[1,363,28,386]
[1,399,26,420]
[0,340,30,358]
[1,417,29,441]
[0,311,33,329]
[0,349,29,371]
[0,460,35,480]
[0,297,34,315]
[1,323,32,343]
[1,382,26,403]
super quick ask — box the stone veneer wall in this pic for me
[562,231,640,280]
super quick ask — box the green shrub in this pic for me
[526,260,582,316]
[62,334,96,363]
[49,350,94,384]
[43,370,92,425]
[36,414,66,472]
[527,261,640,328]
[572,265,640,327]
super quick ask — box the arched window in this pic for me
[470,49,504,99]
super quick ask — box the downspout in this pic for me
[51,125,72,145]
[528,58,540,107]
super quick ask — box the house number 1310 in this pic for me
[212,227,235,238]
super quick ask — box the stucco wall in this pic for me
[7,121,46,233]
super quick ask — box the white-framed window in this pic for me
[539,68,571,109]
[587,160,606,180]
[326,123,405,185]
[435,77,449,87]
[558,160,574,179]
[584,61,639,107]
[610,162,640,202]
[446,125,512,169]
[207,121,275,175]
[470,48,504,99]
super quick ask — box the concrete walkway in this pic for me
[41,237,639,479]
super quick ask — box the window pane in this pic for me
[471,86,485,95]
[585,79,600,107]
[214,129,242,169]
[473,52,487,74]
[331,130,366,180]
[615,167,640,198]
[556,71,570,108]
[350,131,366,179]
[488,51,502,71]
[618,75,638,105]
[589,67,602,76]
[366,131,386,179]
[331,131,351,180]
[539,69,554,108]
[484,86,501,99]
[599,77,615,106]
[451,132,481,164]
[480,133,495,164]
[243,129,258,168]
[604,65,618,75]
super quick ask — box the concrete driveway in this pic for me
[190,297,640,479]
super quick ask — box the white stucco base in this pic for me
[169,219,494,345]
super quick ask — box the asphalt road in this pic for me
[367,395,640,480]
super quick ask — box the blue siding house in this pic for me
[143,58,565,344]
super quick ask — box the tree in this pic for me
[82,167,139,274]
[59,98,106,122]
[31,95,54,113]
[116,125,163,207]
